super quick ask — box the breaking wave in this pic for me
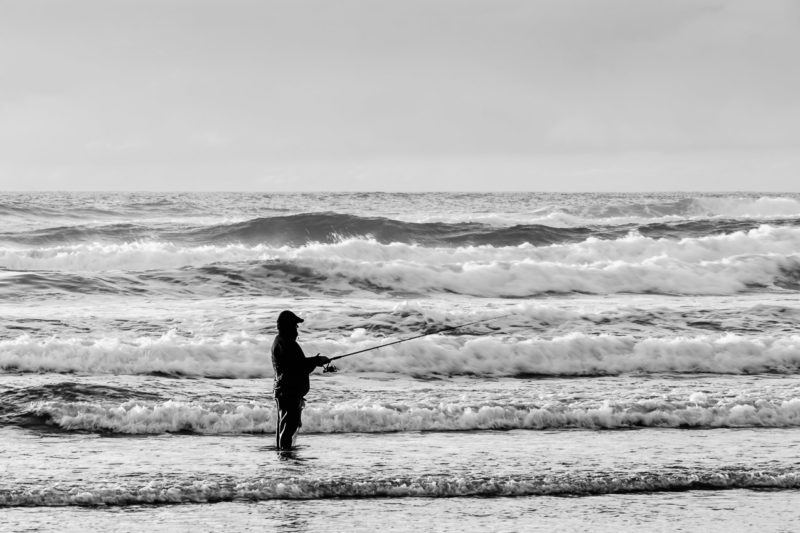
[3,331,800,378]
[3,223,800,271]
[0,213,596,246]
[2,225,800,298]
[2,469,798,506]
[9,395,800,435]
[3,206,800,248]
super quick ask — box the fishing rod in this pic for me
[322,312,515,373]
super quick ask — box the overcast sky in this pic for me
[1,0,799,191]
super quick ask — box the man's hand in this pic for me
[317,355,330,365]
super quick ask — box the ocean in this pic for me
[1,191,799,532]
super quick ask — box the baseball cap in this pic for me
[277,310,304,326]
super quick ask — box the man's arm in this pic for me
[274,339,329,375]
[303,354,330,373]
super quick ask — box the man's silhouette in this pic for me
[271,310,329,450]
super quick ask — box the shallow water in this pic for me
[3,427,800,503]
[2,192,800,530]
[2,492,799,532]
[3,427,800,530]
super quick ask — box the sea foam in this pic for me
[2,469,798,506]
[3,223,800,271]
[3,331,800,377]
[22,397,800,434]
[2,225,800,297]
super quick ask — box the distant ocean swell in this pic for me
[2,469,798,506]
[3,211,800,248]
[3,194,800,226]
[4,223,800,269]
[3,332,800,377]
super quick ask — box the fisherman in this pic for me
[271,310,329,450]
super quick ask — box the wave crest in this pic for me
[13,397,800,434]
[4,332,800,378]
[3,225,800,297]
[2,469,798,506]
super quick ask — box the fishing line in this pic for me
[322,312,515,372]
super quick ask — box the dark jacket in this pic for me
[271,333,323,398]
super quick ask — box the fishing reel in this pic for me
[319,354,338,373]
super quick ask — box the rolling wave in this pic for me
[3,331,800,378]
[0,382,160,408]
[2,210,800,248]
[2,252,799,298]
[9,396,800,435]
[692,196,800,218]
[4,224,800,273]
[3,223,800,299]
[1,469,798,506]
[0,223,161,246]
[0,213,597,247]
[3,193,800,224]
[576,195,800,221]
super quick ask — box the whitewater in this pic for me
[2,191,800,532]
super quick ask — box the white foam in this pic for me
[0,241,276,271]
[0,224,798,269]
[320,333,800,376]
[2,226,800,296]
[2,469,798,506]
[32,396,800,434]
[302,252,797,296]
[0,330,269,378]
[4,331,800,378]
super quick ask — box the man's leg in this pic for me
[276,396,302,450]
[275,398,282,448]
